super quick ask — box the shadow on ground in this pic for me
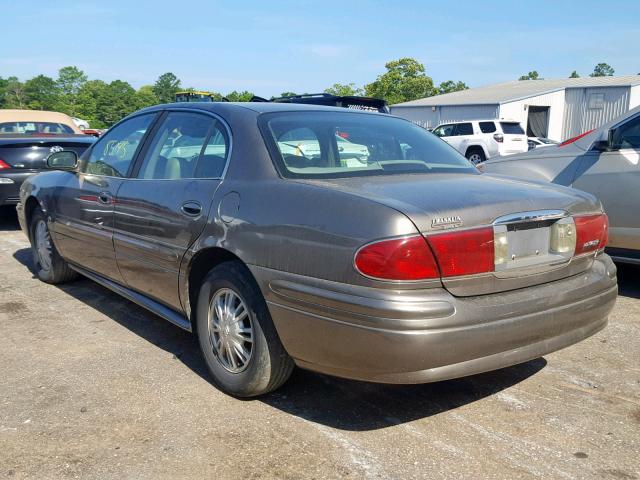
[16,247,640,431]
[0,208,20,232]
[617,263,640,299]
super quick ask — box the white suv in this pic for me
[432,120,528,164]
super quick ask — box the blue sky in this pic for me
[1,0,638,96]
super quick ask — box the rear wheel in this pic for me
[466,148,486,165]
[196,261,294,397]
[29,207,78,284]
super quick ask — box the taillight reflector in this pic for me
[427,227,495,277]
[0,159,10,169]
[354,235,440,281]
[574,214,608,255]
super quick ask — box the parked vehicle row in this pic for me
[0,110,95,208]
[432,119,529,164]
[17,102,616,397]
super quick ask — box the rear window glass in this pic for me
[0,122,75,134]
[500,122,525,135]
[479,121,496,133]
[455,123,474,136]
[260,112,477,179]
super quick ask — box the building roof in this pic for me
[392,75,640,108]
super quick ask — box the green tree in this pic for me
[365,58,435,104]
[590,63,614,77]
[99,80,139,126]
[437,80,468,95]
[278,91,298,98]
[224,90,254,102]
[4,77,27,109]
[518,71,541,80]
[324,83,364,96]
[153,72,181,103]
[569,70,580,78]
[24,75,59,110]
[56,66,87,115]
[0,77,11,108]
[76,80,109,128]
[135,85,159,109]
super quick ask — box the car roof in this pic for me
[0,109,82,133]
[137,101,386,116]
[436,119,520,125]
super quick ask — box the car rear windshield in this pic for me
[500,122,525,135]
[260,112,476,179]
[0,121,75,135]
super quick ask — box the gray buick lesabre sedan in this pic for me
[17,102,617,397]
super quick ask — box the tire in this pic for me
[196,261,294,397]
[29,207,78,284]
[466,148,486,165]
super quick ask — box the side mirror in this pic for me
[592,129,615,152]
[47,151,78,170]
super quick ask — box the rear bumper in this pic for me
[0,171,34,206]
[251,255,617,383]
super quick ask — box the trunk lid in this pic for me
[0,136,94,170]
[307,173,602,296]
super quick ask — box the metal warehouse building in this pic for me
[390,76,640,141]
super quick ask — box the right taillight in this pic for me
[574,214,608,255]
[0,159,10,169]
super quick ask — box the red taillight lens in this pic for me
[574,214,608,255]
[354,235,440,280]
[427,227,495,277]
[559,129,595,147]
[0,159,10,169]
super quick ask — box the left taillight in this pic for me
[0,159,10,169]
[574,213,608,255]
[354,235,440,281]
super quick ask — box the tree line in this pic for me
[0,58,467,128]
[0,58,625,128]
[518,63,617,81]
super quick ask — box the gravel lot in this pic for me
[0,208,638,480]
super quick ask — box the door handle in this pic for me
[98,192,112,204]
[180,201,202,217]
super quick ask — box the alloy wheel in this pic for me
[207,288,254,373]
[34,220,52,271]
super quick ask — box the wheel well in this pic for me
[465,145,485,157]
[187,247,249,330]
[24,197,41,239]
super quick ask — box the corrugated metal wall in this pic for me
[562,87,630,140]
[390,104,499,128]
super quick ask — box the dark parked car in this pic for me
[0,135,95,209]
[17,102,617,397]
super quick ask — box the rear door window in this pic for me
[137,112,229,179]
[479,121,497,133]
[455,123,474,136]
[500,122,525,135]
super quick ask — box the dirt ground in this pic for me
[1,210,638,480]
